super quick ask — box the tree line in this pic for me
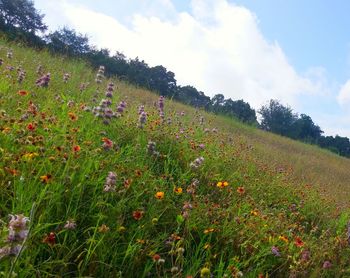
[1,0,350,157]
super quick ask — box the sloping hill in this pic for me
[1,41,350,277]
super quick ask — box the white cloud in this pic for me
[34,0,328,109]
[337,80,350,107]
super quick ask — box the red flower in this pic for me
[43,232,56,246]
[27,123,36,131]
[73,145,81,152]
[132,210,144,221]
[294,236,304,247]
[18,90,29,96]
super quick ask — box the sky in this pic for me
[34,0,350,137]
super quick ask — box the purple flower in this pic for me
[271,246,281,257]
[36,73,51,87]
[323,260,332,269]
[104,172,117,192]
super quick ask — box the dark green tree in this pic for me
[148,65,177,97]
[0,0,47,33]
[290,114,323,143]
[259,99,297,136]
[223,99,257,124]
[46,27,91,56]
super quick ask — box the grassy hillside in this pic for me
[1,41,350,277]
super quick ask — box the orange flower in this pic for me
[68,112,78,121]
[294,237,304,247]
[237,186,245,195]
[155,191,164,199]
[174,187,183,194]
[279,235,289,243]
[40,174,52,183]
[132,210,144,220]
[73,145,81,152]
[18,90,28,96]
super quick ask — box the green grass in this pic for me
[1,40,350,277]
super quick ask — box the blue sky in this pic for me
[35,0,350,137]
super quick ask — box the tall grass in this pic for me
[1,41,350,277]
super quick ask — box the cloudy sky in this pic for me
[34,0,350,137]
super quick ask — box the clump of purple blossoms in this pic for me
[271,246,281,257]
[6,50,13,59]
[138,111,147,129]
[105,82,114,98]
[190,157,204,169]
[103,172,117,192]
[0,214,29,259]
[17,67,26,84]
[147,141,159,156]
[116,101,127,114]
[63,73,70,83]
[95,65,105,84]
[158,96,165,120]
[36,73,51,87]
[64,219,77,230]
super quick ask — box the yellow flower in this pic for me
[155,191,165,199]
[174,187,183,194]
[216,181,223,188]
[279,235,289,243]
[22,152,39,160]
[204,228,215,234]
[223,181,229,187]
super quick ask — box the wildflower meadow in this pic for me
[1,41,350,277]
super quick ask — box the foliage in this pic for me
[0,0,47,33]
[46,27,91,56]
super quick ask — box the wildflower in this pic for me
[323,260,332,269]
[8,214,30,242]
[132,210,144,221]
[237,186,245,195]
[279,235,289,243]
[147,141,159,156]
[27,123,36,131]
[36,73,51,87]
[138,111,147,128]
[102,138,114,151]
[7,50,13,59]
[0,58,3,66]
[301,250,311,261]
[200,267,210,277]
[95,65,105,84]
[190,156,204,169]
[64,219,77,230]
[17,68,26,83]
[43,232,56,246]
[118,226,126,233]
[155,191,164,200]
[217,181,229,188]
[174,187,183,194]
[18,90,29,96]
[271,246,281,257]
[63,73,70,83]
[204,228,214,234]
[40,174,52,183]
[98,224,109,233]
[153,254,161,262]
[152,218,158,224]
[105,82,114,98]
[68,112,78,121]
[104,172,117,192]
[73,145,81,152]
[294,237,304,247]
[116,101,127,113]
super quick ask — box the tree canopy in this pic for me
[0,0,47,33]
